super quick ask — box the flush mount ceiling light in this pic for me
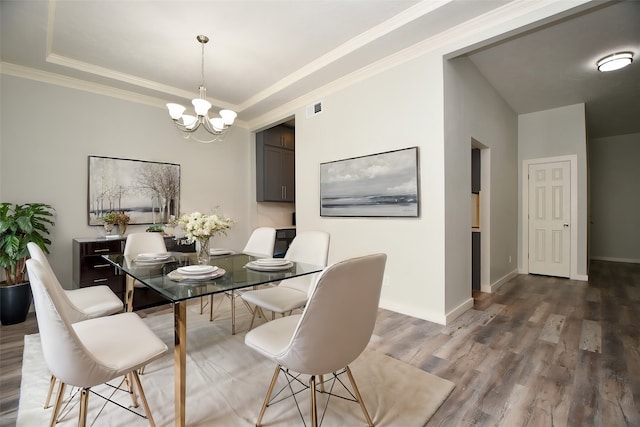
[167,35,237,143]
[597,51,633,72]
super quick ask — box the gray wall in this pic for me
[589,132,640,263]
[1,74,253,288]
[444,56,518,300]
[518,103,589,278]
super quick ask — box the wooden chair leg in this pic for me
[78,388,90,427]
[346,365,374,426]
[131,370,157,427]
[256,364,281,427]
[44,375,57,408]
[310,375,318,427]
[249,307,258,331]
[230,291,236,335]
[126,373,140,408]
[49,381,66,427]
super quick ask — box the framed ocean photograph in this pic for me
[320,147,420,217]
[88,156,180,225]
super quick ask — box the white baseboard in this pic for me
[378,299,446,325]
[444,298,474,325]
[590,256,640,264]
[571,274,589,281]
[484,268,519,293]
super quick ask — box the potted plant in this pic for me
[101,211,130,236]
[0,202,55,325]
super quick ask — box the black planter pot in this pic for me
[0,282,33,325]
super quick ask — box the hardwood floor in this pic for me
[1,260,638,426]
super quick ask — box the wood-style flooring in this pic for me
[1,260,638,426]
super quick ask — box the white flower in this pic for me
[177,210,234,243]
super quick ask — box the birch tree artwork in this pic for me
[88,156,180,225]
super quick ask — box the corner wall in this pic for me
[444,56,518,309]
[518,103,588,278]
[589,132,640,263]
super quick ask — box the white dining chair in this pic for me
[207,227,277,334]
[27,242,124,408]
[123,232,168,312]
[26,258,168,427]
[240,230,330,331]
[245,253,387,427]
[242,227,276,257]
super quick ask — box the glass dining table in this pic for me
[103,251,323,427]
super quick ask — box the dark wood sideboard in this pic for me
[72,236,194,311]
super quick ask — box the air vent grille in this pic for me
[306,101,323,118]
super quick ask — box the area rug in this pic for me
[17,298,454,426]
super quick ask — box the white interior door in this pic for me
[528,161,571,277]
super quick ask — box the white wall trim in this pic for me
[379,299,446,325]
[591,256,640,264]
[572,274,588,281]
[444,298,474,325]
[521,155,578,279]
[0,62,250,128]
[483,268,519,293]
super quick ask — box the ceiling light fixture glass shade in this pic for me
[167,35,237,143]
[597,52,633,72]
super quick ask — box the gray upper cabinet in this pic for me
[472,148,481,194]
[262,125,295,150]
[256,125,295,202]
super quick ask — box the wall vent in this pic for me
[306,101,323,118]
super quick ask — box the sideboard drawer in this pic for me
[80,256,120,281]
[73,237,125,292]
[80,240,122,256]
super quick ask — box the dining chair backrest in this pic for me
[283,231,330,267]
[26,259,117,388]
[27,242,88,324]
[243,227,276,257]
[275,253,386,375]
[124,232,167,256]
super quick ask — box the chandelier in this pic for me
[166,35,237,143]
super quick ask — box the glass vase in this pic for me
[196,236,210,265]
[103,223,114,236]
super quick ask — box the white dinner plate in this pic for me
[245,261,293,271]
[134,253,171,262]
[210,248,233,256]
[177,265,218,275]
[253,258,289,266]
[168,268,226,282]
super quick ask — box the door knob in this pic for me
[563,224,569,228]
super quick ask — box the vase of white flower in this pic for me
[177,211,234,265]
[195,236,211,264]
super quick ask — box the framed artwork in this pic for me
[320,146,420,217]
[88,156,180,225]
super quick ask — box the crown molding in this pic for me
[238,0,453,111]
[0,61,249,128]
[45,0,238,111]
[1,62,165,108]
[247,0,593,129]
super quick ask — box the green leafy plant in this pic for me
[102,211,130,226]
[0,203,55,285]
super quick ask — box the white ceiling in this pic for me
[465,0,640,139]
[1,0,638,137]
